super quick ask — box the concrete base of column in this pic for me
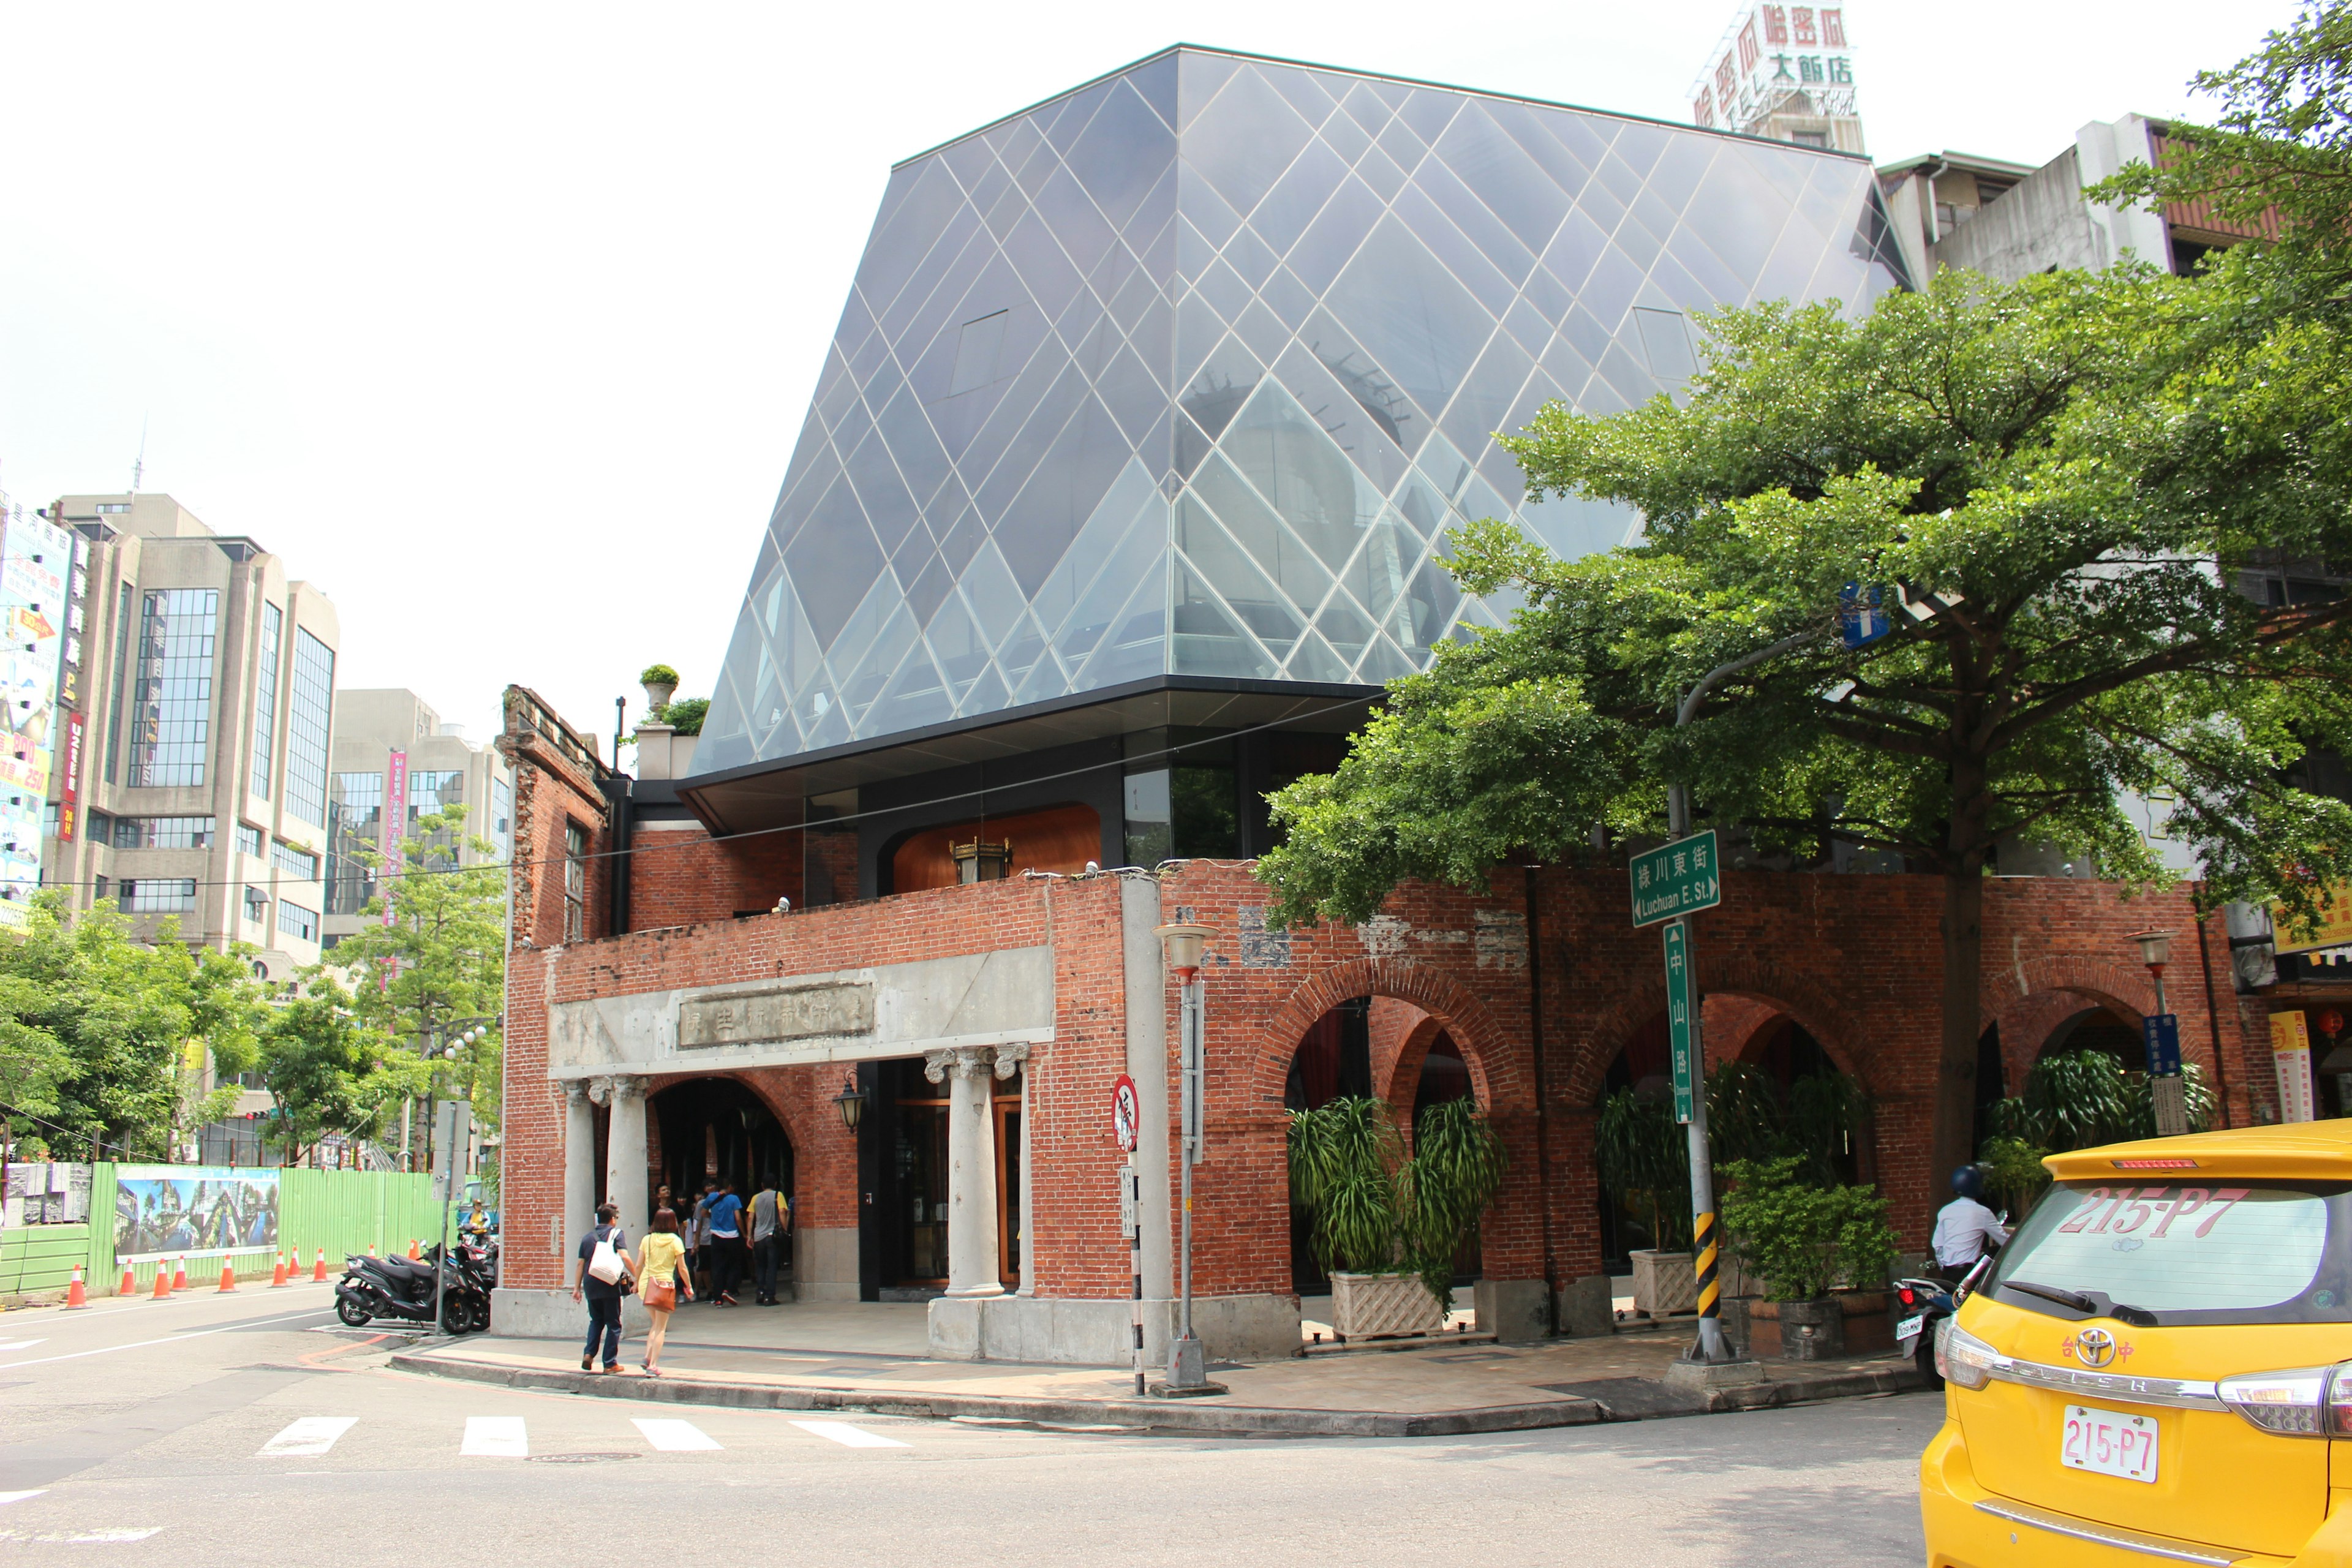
[489,1286,652,1340]
[790,1226,861,1302]
[1556,1275,1615,1338]
[929,1292,1300,1366]
[1472,1278,1551,1342]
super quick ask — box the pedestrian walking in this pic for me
[687,1180,716,1303]
[705,1179,745,1306]
[571,1202,633,1374]
[635,1207,693,1375]
[749,1178,788,1305]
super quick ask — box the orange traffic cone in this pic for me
[118,1262,135,1297]
[216,1261,237,1293]
[65,1265,89,1310]
[150,1264,172,1300]
[406,1238,420,1260]
[313,1246,328,1281]
[269,1253,289,1287]
[170,1256,189,1292]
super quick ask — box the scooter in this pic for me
[441,1237,497,1335]
[335,1245,478,1330]
[1894,1255,1992,1387]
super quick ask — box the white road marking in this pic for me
[0,1310,330,1368]
[461,1416,528,1458]
[789,1419,908,1449]
[0,1492,45,1507]
[0,1340,45,1352]
[0,1528,162,1543]
[632,1418,721,1452]
[259,1417,358,1457]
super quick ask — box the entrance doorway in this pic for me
[857,1057,1022,1300]
[648,1076,795,1278]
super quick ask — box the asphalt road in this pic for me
[0,1283,1936,1565]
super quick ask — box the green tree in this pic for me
[324,804,507,1144]
[0,893,265,1160]
[1259,264,2352,1197]
[254,976,432,1166]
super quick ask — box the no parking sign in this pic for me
[1111,1074,1139,1152]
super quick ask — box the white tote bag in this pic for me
[587,1227,625,1285]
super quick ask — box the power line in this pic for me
[29,693,1379,899]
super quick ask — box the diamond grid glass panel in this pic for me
[690,47,1910,776]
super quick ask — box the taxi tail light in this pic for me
[1937,1321,1999,1390]
[2218,1366,2338,1436]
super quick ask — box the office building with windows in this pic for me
[39,493,339,982]
[324,688,512,949]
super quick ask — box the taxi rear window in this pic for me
[1989,1181,2352,1326]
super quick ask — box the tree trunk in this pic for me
[1933,864,1985,1196]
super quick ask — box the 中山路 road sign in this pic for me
[1630,829,1722,927]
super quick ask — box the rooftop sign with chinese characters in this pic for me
[1630,829,1723,928]
[1691,3,1857,135]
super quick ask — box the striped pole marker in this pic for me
[1692,1210,1722,1322]
[1127,1157,1144,1398]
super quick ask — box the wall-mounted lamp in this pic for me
[832,1072,869,1134]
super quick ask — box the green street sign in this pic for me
[1629,829,1722,928]
[1664,920,1697,1125]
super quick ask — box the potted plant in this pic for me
[639,662,680,711]
[1594,1087,1692,1315]
[1288,1095,1506,1340]
[1717,1156,1898,1360]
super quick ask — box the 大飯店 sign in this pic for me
[1630,829,1722,927]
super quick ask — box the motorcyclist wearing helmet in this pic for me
[1929,1166,2010,1283]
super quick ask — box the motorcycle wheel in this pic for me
[463,1297,491,1335]
[335,1295,374,1328]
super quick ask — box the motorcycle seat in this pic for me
[371,1256,435,1281]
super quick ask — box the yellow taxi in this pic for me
[1922,1118,2352,1566]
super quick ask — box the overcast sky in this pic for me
[0,1,2296,747]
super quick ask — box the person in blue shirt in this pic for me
[703,1181,745,1306]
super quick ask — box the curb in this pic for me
[388,1349,1921,1437]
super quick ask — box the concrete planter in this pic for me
[1751,1295,1844,1360]
[1329,1271,1445,1340]
[1630,1250,1697,1317]
[1838,1289,1894,1355]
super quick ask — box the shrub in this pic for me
[1717,1155,1899,1302]
[658,696,708,736]
[1288,1095,1507,1306]
[639,663,680,687]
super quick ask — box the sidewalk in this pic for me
[390,1299,1925,1438]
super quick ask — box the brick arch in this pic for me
[1565,952,1877,1108]
[1254,958,1527,1114]
[1382,1012,1458,1133]
[1984,958,2160,1096]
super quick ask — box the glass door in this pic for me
[994,1089,1022,1289]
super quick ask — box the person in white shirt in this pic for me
[1931,1166,2010,1281]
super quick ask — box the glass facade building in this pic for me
[130,589,218,788]
[690,46,1906,805]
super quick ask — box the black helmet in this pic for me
[1951,1166,1985,1202]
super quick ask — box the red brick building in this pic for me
[491,686,2287,1360]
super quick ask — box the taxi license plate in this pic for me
[2061,1404,2159,1483]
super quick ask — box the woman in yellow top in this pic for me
[636,1207,693,1376]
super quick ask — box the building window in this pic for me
[410,770,464,816]
[86,810,113,845]
[564,821,586,943]
[235,821,264,858]
[130,588,218,788]
[328,772,383,916]
[122,878,197,913]
[104,582,132,785]
[492,777,512,850]
[96,503,129,514]
[271,841,319,881]
[283,628,334,827]
[249,601,281,799]
[113,815,217,850]
[243,885,268,923]
[276,898,319,943]
[93,873,110,902]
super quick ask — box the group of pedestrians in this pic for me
[569,1175,790,1376]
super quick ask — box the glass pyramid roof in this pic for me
[692,46,1907,778]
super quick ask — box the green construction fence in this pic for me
[1,1164,448,1301]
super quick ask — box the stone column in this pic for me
[563,1079,597,1256]
[928,1046,1001,1298]
[605,1076,650,1234]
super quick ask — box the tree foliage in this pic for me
[323,804,507,1136]
[1259,260,2352,1196]
[0,894,263,1160]
[254,975,432,1166]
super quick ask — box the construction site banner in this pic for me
[112,1165,280,1262]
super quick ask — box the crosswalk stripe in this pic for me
[0,1340,45,1352]
[632,1418,721,1452]
[789,1419,908,1449]
[259,1417,357,1457]
[0,1491,45,1507]
[461,1416,528,1457]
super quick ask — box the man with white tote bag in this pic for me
[570,1202,635,1373]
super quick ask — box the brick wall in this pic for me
[626,821,802,930]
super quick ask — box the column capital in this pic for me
[586,1076,615,1106]
[564,1079,592,1108]
[923,1049,954,1085]
[992,1041,1030,1080]
[609,1074,647,1104]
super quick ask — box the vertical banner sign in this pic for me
[380,748,409,926]
[57,712,82,843]
[2144,1012,2187,1137]
[0,511,72,925]
[2272,1011,2316,1124]
[1664,920,1698,1124]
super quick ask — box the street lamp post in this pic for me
[2132,930,2189,1136]
[1154,920,1216,1393]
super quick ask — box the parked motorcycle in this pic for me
[334,1244,491,1333]
[1894,1256,1992,1387]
